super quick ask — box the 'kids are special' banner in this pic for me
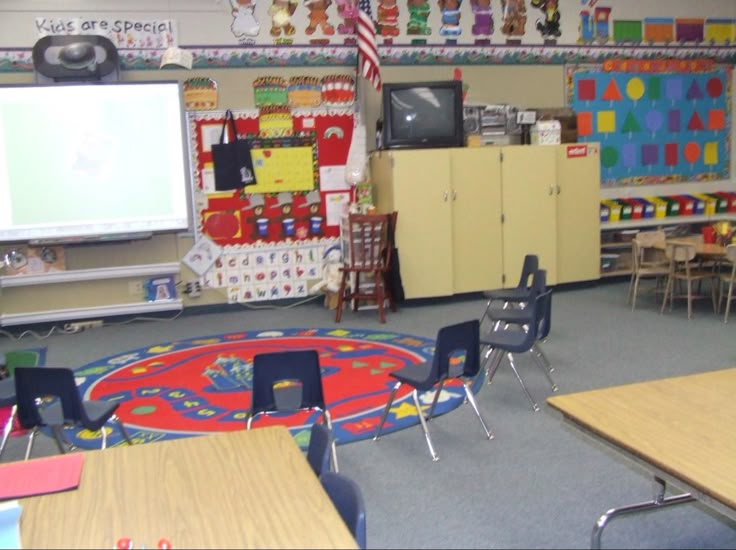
[569,61,731,187]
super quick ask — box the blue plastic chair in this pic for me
[480,270,558,412]
[248,350,338,471]
[481,254,539,325]
[320,471,367,550]
[373,319,493,462]
[306,422,333,477]
[14,367,133,460]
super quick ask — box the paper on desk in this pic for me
[0,453,84,500]
[0,500,22,550]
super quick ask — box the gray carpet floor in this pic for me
[1,280,735,549]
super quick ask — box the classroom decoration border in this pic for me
[2,44,736,72]
[568,60,732,188]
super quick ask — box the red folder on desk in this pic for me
[0,453,84,500]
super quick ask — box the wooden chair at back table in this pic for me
[660,241,718,320]
[628,230,669,311]
[717,244,736,323]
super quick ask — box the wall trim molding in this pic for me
[1,44,735,72]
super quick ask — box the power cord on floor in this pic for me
[0,324,80,341]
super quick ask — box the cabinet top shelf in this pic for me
[601,214,736,231]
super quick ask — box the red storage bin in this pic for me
[674,195,694,216]
[620,198,643,220]
[715,191,736,213]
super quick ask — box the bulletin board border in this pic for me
[3,44,736,73]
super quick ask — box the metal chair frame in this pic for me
[373,319,493,462]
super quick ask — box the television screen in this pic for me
[382,81,464,150]
[0,81,192,243]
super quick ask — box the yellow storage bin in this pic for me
[644,197,668,218]
[694,193,717,216]
[602,200,622,222]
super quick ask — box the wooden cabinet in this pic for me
[555,143,601,284]
[371,144,600,299]
[370,148,503,299]
[499,145,558,285]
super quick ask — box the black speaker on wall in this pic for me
[32,34,119,84]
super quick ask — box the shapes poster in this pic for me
[569,61,731,187]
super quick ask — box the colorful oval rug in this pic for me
[72,327,481,449]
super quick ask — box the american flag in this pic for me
[357,0,381,91]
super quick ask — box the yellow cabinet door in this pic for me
[500,145,558,286]
[371,149,454,298]
[450,148,503,293]
[556,143,601,284]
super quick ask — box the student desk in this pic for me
[547,368,736,549]
[18,425,357,549]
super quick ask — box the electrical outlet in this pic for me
[128,281,144,295]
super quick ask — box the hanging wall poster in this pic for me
[568,59,731,187]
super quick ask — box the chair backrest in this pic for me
[306,422,332,477]
[516,254,539,290]
[665,242,696,264]
[320,471,367,550]
[726,244,736,264]
[434,319,481,379]
[346,213,390,271]
[632,230,666,269]
[250,350,327,415]
[14,367,85,429]
[511,269,547,352]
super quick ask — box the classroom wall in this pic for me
[1,0,735,317]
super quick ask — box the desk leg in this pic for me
[590,476,695,549]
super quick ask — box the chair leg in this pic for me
[506,353,540,412]
[114,415,133,446]
[483,348,505,385]
[322,411,339,473]
[0,404,17,461]
[425,380,446,421]
[532,342,553,373]
[631,274,640,311]
[462,382,493,440]
[50,425,69,455]
[376,273,386,323]
[725,282,734,323]
[373,381,400,441]
[411,389,439,461]
[531,351,558,392]
[24,427,39,460]
[334,273,348,323]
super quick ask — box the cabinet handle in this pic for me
[443,191,449,202]
[556,184,561,195]
[452,190,457,201]
[549,185,554,196]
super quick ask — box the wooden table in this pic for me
[18,426,358,549]
[547,368,736,549]
[654,236,727,259]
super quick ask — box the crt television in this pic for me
[381,80,465,150]
[0,80,192,244]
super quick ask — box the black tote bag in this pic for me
[211,109,256,191]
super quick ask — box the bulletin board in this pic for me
[188,110,355,247]
[568,60,731,187]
